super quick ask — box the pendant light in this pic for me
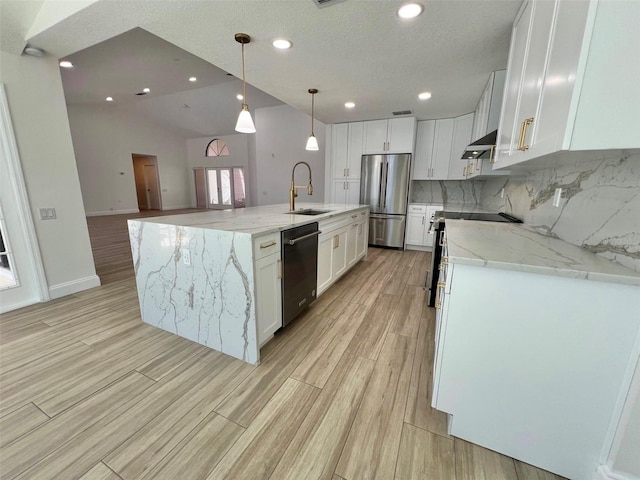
[234,33,256,133]
[305,88,319,151]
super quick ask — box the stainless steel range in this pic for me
[426,211,522,307]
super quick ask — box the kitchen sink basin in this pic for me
[286,209,332,216]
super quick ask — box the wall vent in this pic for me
[392,110,413,116]
[312,0,346,8]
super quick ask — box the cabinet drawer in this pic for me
[408,204,427,213]
[253,233,281,260]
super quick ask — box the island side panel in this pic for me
[127,220,259,364]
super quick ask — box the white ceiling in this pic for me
[13,0,522,135]
[59,28,284,137]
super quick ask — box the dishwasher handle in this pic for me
[287,230,322,245]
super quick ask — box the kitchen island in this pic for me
[127,203,369,365]
[432,220,640,479]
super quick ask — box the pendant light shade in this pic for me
[236,105,256,133]
[306,88,319,151]
[234,33,256,134]
[305,134,319,151]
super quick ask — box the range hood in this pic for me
[461,129,496,160]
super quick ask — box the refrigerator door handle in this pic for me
[377,164,384,208]
[382,162,389,211]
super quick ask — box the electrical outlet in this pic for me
[182,249,191,266]
[552,188,562,207]
[39,208,56,220]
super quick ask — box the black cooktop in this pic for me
[438,211,522,223]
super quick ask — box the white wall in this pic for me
[186,134,251,206]
[67,104,191,215]
[254,105,325,207]
[0,51,98,296]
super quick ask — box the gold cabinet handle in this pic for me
[344,168,348,177]
[435,285,442,309]
[437,281,446,288]
[440,255,448,265]
[517,117,534,151]
[260,241,276,249]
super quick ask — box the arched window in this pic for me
[206,139,229,157]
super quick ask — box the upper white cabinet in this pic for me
[328,122,364,205]
[447,113,475,180]
[413,120,452,180]
[363,117,416,154]
[495,0,640,169]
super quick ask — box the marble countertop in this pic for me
[445,220,640,286]
[128,203,369,236]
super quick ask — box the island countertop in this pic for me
[130,203,369,236]
[445,219,640,286]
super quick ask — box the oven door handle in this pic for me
[288,230,322,245]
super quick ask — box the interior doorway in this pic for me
[132,154,162,211]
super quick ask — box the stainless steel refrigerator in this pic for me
[360,154,411,248]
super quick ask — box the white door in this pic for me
[363,120,389,154]
[0,84,47,312]
[206,167,246,209]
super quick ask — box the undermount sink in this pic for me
[286,209,332,216]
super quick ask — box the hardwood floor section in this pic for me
[0,210,563,479]
[395,423,455,479]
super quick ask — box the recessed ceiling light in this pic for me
[418,91,432,100]
[237,94,244,100]
[59,60,73,68]
[398,3,424,19]
[345,102,356,109]
[143,87,151,93]
[189,77,197,82]
[272,39,292,49]
[106,97,114,102]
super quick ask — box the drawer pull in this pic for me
[260,241,277,249]
[517,117,534,151]
[351,214,358,219]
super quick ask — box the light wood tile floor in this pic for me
[0,210,566,479]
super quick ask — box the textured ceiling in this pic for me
[22,0,521,130]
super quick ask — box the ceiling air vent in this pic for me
[392,110,413,116]
[312,0,346,8]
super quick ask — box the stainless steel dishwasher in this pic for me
[281,222,320,327]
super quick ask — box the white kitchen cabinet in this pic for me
[331,228,347,279]
[432,259,640,480]
[328,123,363,206]
[413,120,451,181]
[356,213,368,259]
[331,122,363,179]
[406,204,442,250]
[317,209,369,296]
[447,113,475,180]
[254,252,282,347]
[363,117,416,154]
[332,179,360,205]
[346,221,359,267]
[495,0,640,169]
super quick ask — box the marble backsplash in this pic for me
[411,180,483,205]
[480,151,640,272]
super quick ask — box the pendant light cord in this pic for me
[241,42,247,107]
[311,92,315,135]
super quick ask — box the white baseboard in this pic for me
[86,209,140,217]
[595,465,640,480]
[0,298,40,314]
[48,275,101,299]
